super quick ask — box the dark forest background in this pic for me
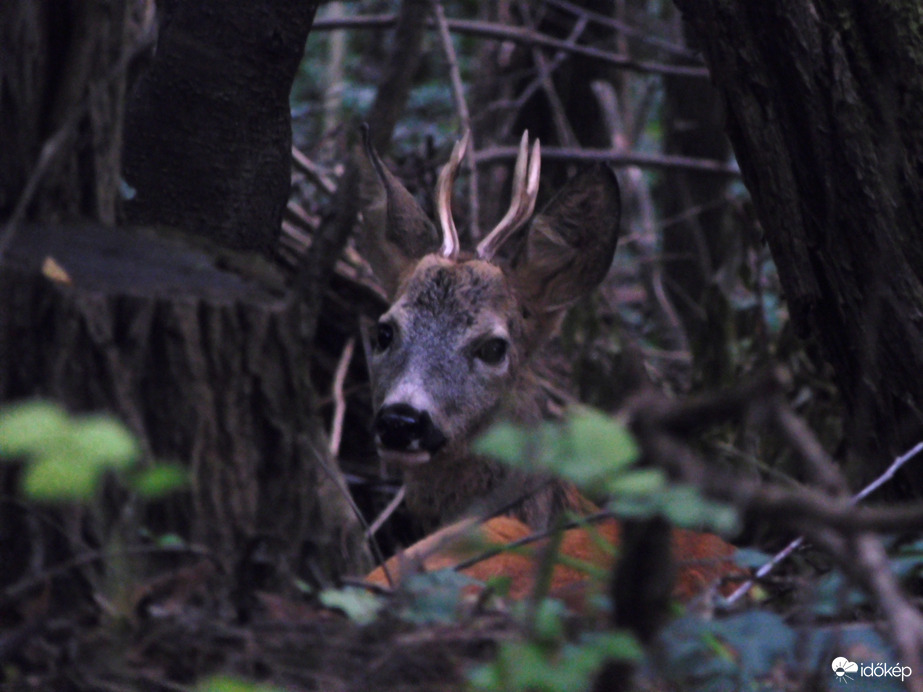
[2,1,923,690]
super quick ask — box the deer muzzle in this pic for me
[374,402,447,465]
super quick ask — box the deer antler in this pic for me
[435,130,471,260]
[476,131,541,262]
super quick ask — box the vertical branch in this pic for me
[321,2,347,137]
[429,0,480,240]
[515,0,578,147]
[365,0,429,152]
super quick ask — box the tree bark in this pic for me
[0,0,137,226]
[0,224,367,575]
[122,0,320,255]
[674,1,923,490]
[1,0,369,580]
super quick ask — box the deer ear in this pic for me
[508,164,621,315]
[355,130,440,297]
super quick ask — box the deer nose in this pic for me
[375,403,446,453]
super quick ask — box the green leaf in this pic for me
[475,409,640,492]
[565,408,639,476]
[197,676,285,692]
[23,452,103,502]
[531,598,567,643]
[0,400,70,458]
[130,463,189,498]
[473,421,528,463]
[400,569,480,624]
[70,416,139,468]
[154,533,187,549]
[605,468,665,497]
[319,586,383,625]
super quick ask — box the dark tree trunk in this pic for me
[0,224,367,575]
[122,0,320,255]
[0,0,369,582]
[0,0,134,226]
[674,1,923,490]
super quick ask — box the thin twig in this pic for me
[312,445,394,587]
[516,0,578,147]
[328,338,355,458]
[544,0,698,60]
[366,485,406,538]
[429,0,479,239]
[499,15,589,136]
[475,145,740,176]
[291,146,337,195]
[310,14,709,78]
[855,440,923,502]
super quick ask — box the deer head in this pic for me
[356,130,621,525]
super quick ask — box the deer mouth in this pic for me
[373,403,448,466]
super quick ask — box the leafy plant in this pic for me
[197,675,286,692]
[470,599,641,692]
[475,407,738,535]
[0,399,187,503]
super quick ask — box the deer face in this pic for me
[368,255,524,465]
[356,129,621,468]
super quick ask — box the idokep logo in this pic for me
[832,658,858,683]
[831,657,912,684]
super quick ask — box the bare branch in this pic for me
[329,337,355,459]
[475,145,740,176]
[291,146,337,195]
[310,14,710,78]
[367,485,406,539]
[544,0,698,60]
[429,0,479,239]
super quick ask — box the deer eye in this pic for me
[373,322,394,352]
[474,338,508,365]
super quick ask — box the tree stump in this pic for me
[0,222,367,576]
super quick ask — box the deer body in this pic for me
[356,130,738,601]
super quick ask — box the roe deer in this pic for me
[356,130,739,603]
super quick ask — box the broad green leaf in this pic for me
[605,468,665,497]
[23,452,102,502]
[476,409,640,491]
[131,463,189,498]
[565,408,639,476]
[154,533,187,549]
[70,415,139,468]
[198,676,285,692]
[473,421,529,463]
[0,400,70,458]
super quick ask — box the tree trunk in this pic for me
[1,0,369,580]
[0,224,368,575]
[122,0,320,255]
[674,1,923,491]
[0,0,136,226]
